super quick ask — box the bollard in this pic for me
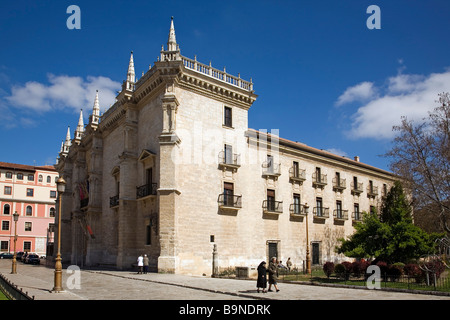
[212,244,218,277]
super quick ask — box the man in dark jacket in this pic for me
[268,257,280,292]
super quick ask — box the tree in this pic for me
[385,92,450,236]
[380,181,412,224]
[337,182,440,263]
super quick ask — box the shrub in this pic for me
[335,262,352,280]
[404,263,423,283]
[352,260,370,278]
[389,263,404,281]
[375,261,388,275]
[323,262,335,278]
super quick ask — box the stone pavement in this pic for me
[0,260,449,301]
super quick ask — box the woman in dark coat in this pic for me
[268,257,280,292]
[256,261,267,293]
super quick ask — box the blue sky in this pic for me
[1,0,449,171]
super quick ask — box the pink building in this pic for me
[0,162,58,256]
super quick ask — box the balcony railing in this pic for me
[218,151,241,169]
[332,178,346,190]
[333,209,349,220]
[367,185,379,197]
[262,200,283,214]
[262,162,281,178]
[289,203,306,216]
[217,194,242,209]
[351,182,364,194]
[313,207,330,218]
[352,211,363,222]
[136,183,158,199]
[312,173,327,187]
[110,195,119,208]
[289,167,306,183]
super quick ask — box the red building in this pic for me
[0,162,58,256]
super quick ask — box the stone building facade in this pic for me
[55,18,396,275]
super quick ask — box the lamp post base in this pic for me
[52,254,64,293]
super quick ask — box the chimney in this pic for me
[354,156,360,162]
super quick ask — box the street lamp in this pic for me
[52,177,66,293]
[11,211,19,274]
[304,203,311,275]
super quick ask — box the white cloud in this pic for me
[335,81,376,106]
[325,148,348,157]
[338,69,450,140]
[6,74,120,114]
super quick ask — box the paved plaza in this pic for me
[0,260,449,301]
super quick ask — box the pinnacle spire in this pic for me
[167,16,177,51]
[74,109,84,143]
[91,90,100,126]
[125,51,135,91]
[62,126,71,155]
[127,51,135,83]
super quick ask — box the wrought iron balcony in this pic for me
[136,183,158,199]
[313,207,329,218]
[218,151,241,170]
[333,209,349,220]
[262,162,281,178]
[367,185,379,198]
[217,193,242,209]
[312,173,327,187]
[351,182,364,194]
[110,195,119,208]
[289,167,306,183]
[352,211,363,222]
[289,203,306,216]
[262,200,283,214]
[332,177,346,191]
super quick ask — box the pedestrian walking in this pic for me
[137,254,144,274]
[268,257,280,292]
[143,254,149,274]
[256,261,267,293]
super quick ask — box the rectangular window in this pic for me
[267,189,275,211]
[354,203,360,220]
[335,172,341,184]
[23,241,31,251]
[27,174,34,181]
[2,221,10,231]
[50,190,57,198]
[0,241,8,251]
[293,193,301,214]
[266,155,274,173]
[224,106,232,127]
[25,222,32,231]
[224,144,233,164]
[4,186,12,195]
[17,173,23,180]
[5,172,12,179]
[223,182,234,206]
[26,188,34,197]
[316,197,323,216]
[293,161,299,177]
[315,167,322,182]
[336,200,342,218]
